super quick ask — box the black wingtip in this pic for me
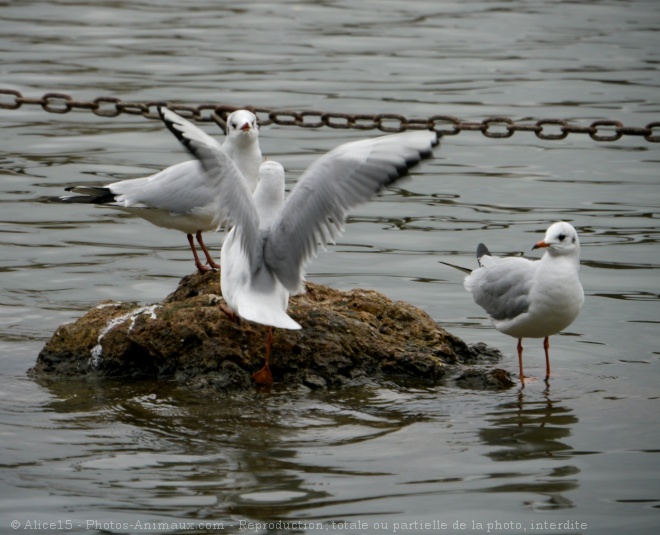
[156,105,173,135]
[430,130,440,148]
[385,131,440,185]
[413,131,440,158]
[158,106,179,139]
[52,193,116,204]
[476,243,491,264]
[54,186,115,204]
[158,106,197,156]
[439,260,471,275]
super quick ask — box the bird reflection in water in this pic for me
[478,391,580,511]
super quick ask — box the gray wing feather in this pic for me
[159,107,261,265]
[264,130,438,292]
[107,160,215,214]
[465,256,536,322]
[109,112,225,213]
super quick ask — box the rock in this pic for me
[30,272,507,392]
[454,367,516,390]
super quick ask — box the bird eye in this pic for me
[230,122,237,129]
[558,233,566,241]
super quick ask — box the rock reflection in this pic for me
[30,378,422,523]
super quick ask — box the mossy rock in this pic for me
[31,272,512,392]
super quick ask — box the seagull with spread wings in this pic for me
[160,107,439,384]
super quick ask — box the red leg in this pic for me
[196,230,220,270]
[517,338,525,387]
[219,303,240,323]
[252,326,274,386]
[543,336,551,379]
[187,233,212,273]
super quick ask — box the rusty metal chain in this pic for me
[1,88,658,142]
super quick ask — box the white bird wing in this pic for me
[464,255,537,322]
[107,160,214,214]
[110,114,226,213]
[264,130,439,293]
[159,107,261,264]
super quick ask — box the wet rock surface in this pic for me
[31,272,513,392]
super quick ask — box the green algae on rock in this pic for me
[31,272,512,391]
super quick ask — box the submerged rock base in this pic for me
[31,272,514,392]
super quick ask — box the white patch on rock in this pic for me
[88,305,159,370]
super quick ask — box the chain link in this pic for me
[1,88,658,142]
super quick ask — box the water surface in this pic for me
[0,1,658,533]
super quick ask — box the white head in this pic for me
[258,160,285,186]
[253,160,286,231]
[225,110,259,142]
[532,221,581,258]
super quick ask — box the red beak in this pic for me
[532,240,550,250]
[240,122,251,132]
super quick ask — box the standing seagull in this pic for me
[159,107,439,385]
[58,110,262,273]
[461,222,584,386]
